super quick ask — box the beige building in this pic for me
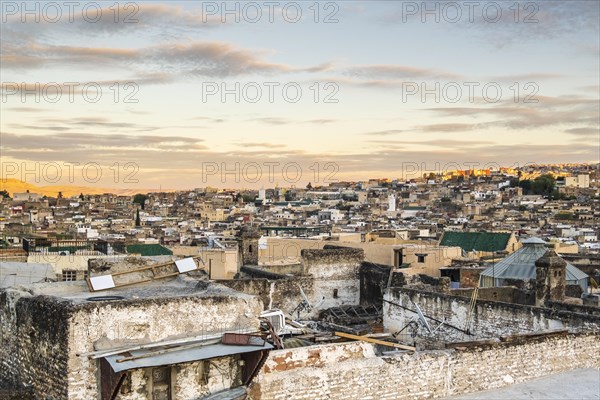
[258,237,461,277]
[170,246,240,279]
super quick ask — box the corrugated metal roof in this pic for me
[480,240,588,283]
[105,342,273,373]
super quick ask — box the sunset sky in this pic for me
[1,1,599,190]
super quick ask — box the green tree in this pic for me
[531,174,555,196]
[242,194,256,203]
[0,190,10,199]
[133,193,148,210]
[135,209,141,227]
[519,179,533,194]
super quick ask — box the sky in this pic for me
[1,0,599,190]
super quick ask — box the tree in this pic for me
[242,194,256,203]
[531,174,555,196]
[133,193,148,210]
[135,209,141,227]
[519,179,532,194]
[79,193,84,200]
[57,191,63,199]
[306,182,313,189]
[0,190,10,199]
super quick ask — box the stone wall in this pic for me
[384,287,600,344]
[0,291,72,399]
[248,333,600,400]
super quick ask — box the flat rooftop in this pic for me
[444,368,600,400]
[2,275,253,305]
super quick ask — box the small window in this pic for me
[62,270,77,281]
[417,255,426,263]
[248,244,253,253]
[152,366,172,400]
[333,289,338,299]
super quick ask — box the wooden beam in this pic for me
[334,331,415,351]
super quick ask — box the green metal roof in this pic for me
[126,244,173,256]
[439,231,511,252]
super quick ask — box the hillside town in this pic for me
[1,163,599,399]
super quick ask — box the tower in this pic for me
[535,250,567,306]
[240,228,260,265]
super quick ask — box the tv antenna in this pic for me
[393,300,444,340]
[291,285,323,320]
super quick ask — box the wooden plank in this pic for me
[88,256,202,292]
[334,331,416,351]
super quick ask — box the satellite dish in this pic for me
[413,301,431,333]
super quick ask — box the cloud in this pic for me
[417,123,479,133]
[345,64,461,80]
[1,39,332,81]
[235,142,287,149]
[363,130,405,136]
[425,95,599,131]
[248,117,338,125]
[565,127,599,137]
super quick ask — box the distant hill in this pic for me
[0,179,166,198]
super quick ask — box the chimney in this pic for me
[535,250,567,306]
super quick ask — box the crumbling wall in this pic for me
[301,248,363,279]
[218,277,316,316]
[384,287,600,343]
[301,248,362,310]
[248,333,600,400]
[1,286,262,400]
[67,294,262,399]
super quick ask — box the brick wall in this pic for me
[248,333,600,400]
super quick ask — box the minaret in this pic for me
[535,250,567,306]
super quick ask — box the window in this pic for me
[416,254,427,263]
[333,289,338,299]
[62,270,77,281]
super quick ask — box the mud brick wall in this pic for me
[248,333,600,400]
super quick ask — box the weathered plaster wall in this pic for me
[248,333,600,400]
[383,287,600,343]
